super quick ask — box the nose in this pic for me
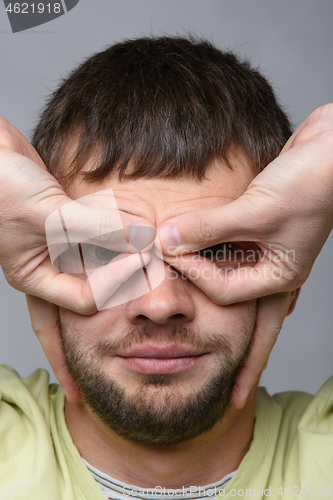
[125,261,196,326]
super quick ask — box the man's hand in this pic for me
[158,104,333,407]
[0,116,153,314]
[26,296,82,403]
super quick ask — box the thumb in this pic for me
[158,194,270,255]
[26,295,81,403]
[230,292,292,409]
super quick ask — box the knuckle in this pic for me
[316,103,333,117]
[190,214,216,246]
[99,210,118,234]
[3,273,20,290]
[210,293,227,306]
[269,326,282,344]
[78,285,98,315]
[288,269,309,289]
[277,263,307,290]
[11,264,31,287]
[3,266,26,291]
[78,303,97,315]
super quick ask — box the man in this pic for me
[0,36,332,499]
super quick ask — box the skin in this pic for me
[157,105,333,406]
[1,106,331,411]
[48,153,298,488]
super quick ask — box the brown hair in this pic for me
[32,36,292,186]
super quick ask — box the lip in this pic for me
[116,343,208,374]
[118,342,205,359]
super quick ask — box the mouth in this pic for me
[117,342,209,374]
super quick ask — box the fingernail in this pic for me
[128,223,156,252]
[159,223,180,250]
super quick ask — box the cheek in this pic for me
[59,306,127,344]
[193,296,257,338]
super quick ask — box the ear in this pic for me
[26,295,82,403]
[286,288,301,316]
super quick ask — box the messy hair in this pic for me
[32,36,292,186]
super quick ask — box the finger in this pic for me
[31,252,151,314]
[85,251,152,310]
[158,196,272,256]
[280,103,333,153]
[161,252,238,304]
[230,292,292,409]
[162,252,294,305]
[46,196,156,256]
[26,295,81,402]
[0,115,46,168]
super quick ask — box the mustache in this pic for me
[93,323,250,359]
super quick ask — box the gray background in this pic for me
[0,0,332,396]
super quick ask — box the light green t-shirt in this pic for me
[0,364,333,499]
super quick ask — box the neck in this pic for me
[64,387,257,488]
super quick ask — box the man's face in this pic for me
[59,153,258,446]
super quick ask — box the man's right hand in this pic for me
[0,116,152,314]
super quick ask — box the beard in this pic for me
[59,318,254,446]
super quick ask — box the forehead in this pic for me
[65,152,255,225]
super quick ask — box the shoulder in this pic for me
[271,376,333,432]
[255,377,333,468]
[0,365,118,499]
[0,365,66,493]
[233,379,333,490]
[0,364,63,426]
[256,377,333,433]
